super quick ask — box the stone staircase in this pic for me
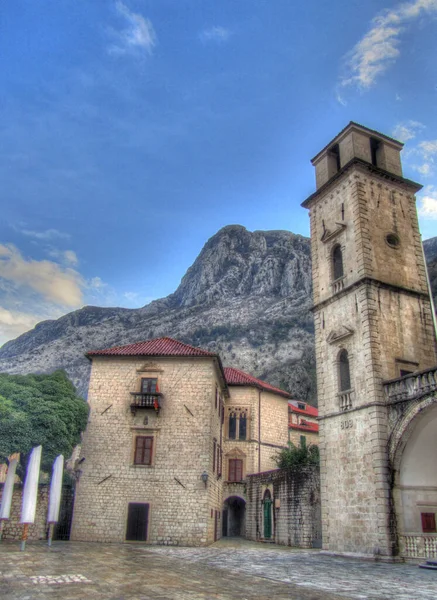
[419,559,437,570]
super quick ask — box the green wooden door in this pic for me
[263,498,272,539]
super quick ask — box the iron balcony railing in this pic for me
[130,392,162,415]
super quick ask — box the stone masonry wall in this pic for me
[0,484,49,541]
[71,356,226,546]
[246,467,321,548]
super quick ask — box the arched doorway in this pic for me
[223,496,246,537]
[262,489,273,540]
[392,402,437,558]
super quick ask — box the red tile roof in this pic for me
[87,337,216,358]
[224,367,291,399]
[289,422,319,433]
[288,402,318,417]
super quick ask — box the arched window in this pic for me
[229,412,237,439]
[239,412,247,440]
[332,244,344,280]
[339,349,351,392]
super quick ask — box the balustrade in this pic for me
[384,367,437,402]
[400,534,437,559]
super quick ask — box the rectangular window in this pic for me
[212,439,216,473]
[228,458,243,482]
[141,378,157,393]
[229,413,237,439]
[134,436,153,465]
[421,512,436,533]
[300,435,307,448]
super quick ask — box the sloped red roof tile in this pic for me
[87,337,216,358]
[224,367,291,399]
[289,422,319,433]
[288,402,318,417]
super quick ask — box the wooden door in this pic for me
[126,503,149,541]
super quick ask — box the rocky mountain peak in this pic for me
[171,225,312,307]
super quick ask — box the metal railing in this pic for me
[130,392,161,414]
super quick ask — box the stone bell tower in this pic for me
[302,122,437,557]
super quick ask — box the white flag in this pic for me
[47,455,64,523]
[20,446,42,524]
[0,458,18,520]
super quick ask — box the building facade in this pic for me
[288,400,319,446]
[303,122,437,558]
[71,338,292,545]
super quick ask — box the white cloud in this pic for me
[392,120,425,142]
[47,248,79,267]
[108,1,156,56]
[418,186,437,220]
[199,26,232,43]
[19,228,71,241]
[0,307,42,347]
[339,0,437,91]
[0,244,83,306]
[411,139,437,176]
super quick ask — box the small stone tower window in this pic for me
[339,349,351,392]
[332,244,344,280]
[370,137,380,167]
[330,144,341,172]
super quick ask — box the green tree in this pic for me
[274,442,320,471]
[0,370,89,473]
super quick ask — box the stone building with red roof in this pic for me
[70,337,292,545]
[288,400,319,447]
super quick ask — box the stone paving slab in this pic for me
[143,538,437,600]
[0,539,436,600]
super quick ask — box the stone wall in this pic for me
[245,467,321,548]
[0,484,49,541]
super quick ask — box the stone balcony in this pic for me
[383,366,437,403]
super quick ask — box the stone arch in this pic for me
[389,393,437,557]
[389,393,437,472]
[223,495,246,537]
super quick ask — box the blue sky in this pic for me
[1,0,437,344]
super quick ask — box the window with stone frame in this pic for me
[227,407,249,440]
[421,512,436,533]
[338,349,351,392]
[228,458,243,482]
[332,244,344,281]
[134,436,153,465]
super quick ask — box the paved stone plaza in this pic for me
[1,538,436,600]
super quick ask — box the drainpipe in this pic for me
[258,390,261,473]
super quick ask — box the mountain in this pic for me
[0,226,316,401]
[1,230,435,403]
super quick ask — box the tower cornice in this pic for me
[302,158,422,209]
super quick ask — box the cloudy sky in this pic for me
[1,0,437,345]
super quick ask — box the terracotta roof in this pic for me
[289,422,319,433]
[224,367,291,399]
[289,402,318,417]
[87,337,216,358]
